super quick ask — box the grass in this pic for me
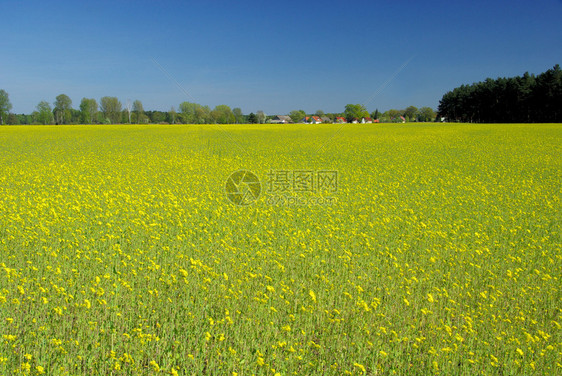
[0,122,560,375]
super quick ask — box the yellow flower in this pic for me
[21,362,31,372]
[149,360,160,372]
[353,362,366,374]
[309,289,317,303]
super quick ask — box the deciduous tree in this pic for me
[417,107,435,122]
[79,98,98,124]
[403,106,418,121]
[256,110,266,124]
[169,106,177,124]
[35,101,53,125]
[133,100,144,124]
[211,104,235,124]
[289,110,306,123]
[195,105,211,124]
[54,94,72,124]
[232,107,243,124]
[100,96,122,123]
[384,109,401,122]
[344,104,369,122]
[0,89,12,125]
[180,102,212,123]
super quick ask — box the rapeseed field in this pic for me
[0,123,560,375]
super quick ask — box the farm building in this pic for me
[300,116,323,124]
[270,115,293,124]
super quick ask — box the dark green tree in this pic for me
[248,112,257,124]
[6,113,18,125]
[437,65,562,123]
[121,109,129,124]
[70,109,81,124]
[146,111,165,123]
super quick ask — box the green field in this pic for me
[0,123,560,375]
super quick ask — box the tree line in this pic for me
[286,106,435,123]
[438,65,562,123]
[2,65,560,126]
[0,91,437,126]
[0,94,254,125]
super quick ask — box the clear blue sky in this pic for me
[2,0,561,115]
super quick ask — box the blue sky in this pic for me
[2,0,561,115]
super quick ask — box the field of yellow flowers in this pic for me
[0,123,560,375]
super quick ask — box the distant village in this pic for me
[270,115,381,124]
[263,105,437,125]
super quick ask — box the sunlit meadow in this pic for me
[0,123,560,375]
